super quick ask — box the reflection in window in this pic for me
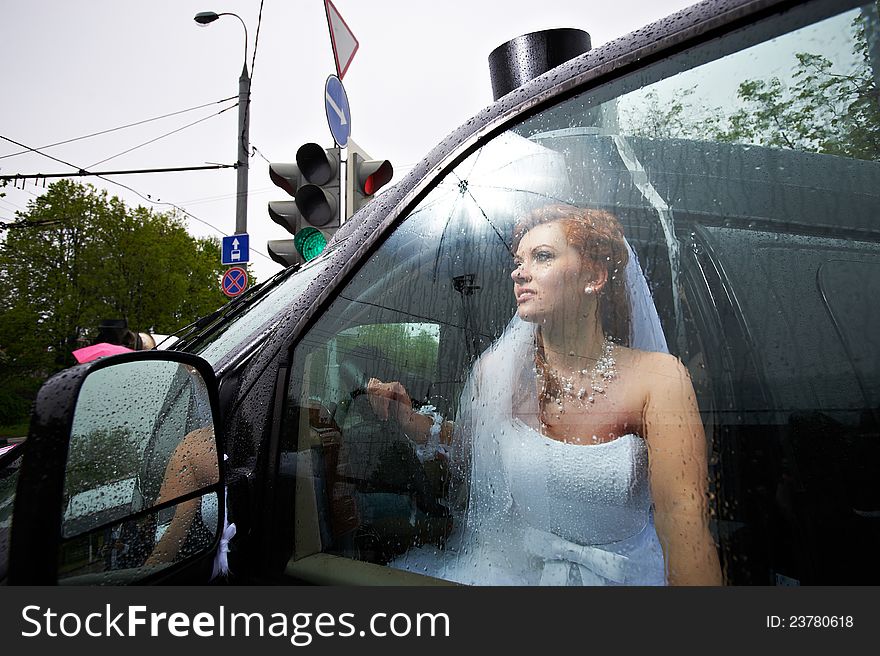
[59,361,219,583]
[617,4,879,162]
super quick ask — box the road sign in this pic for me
[325,75,351,148]
[324,0,359,79]
[222,234,249,265]
[222,266,248,297]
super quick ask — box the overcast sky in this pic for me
[1,0,698,283]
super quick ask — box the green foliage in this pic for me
[620,87,719,141]
[714,47,880,160]
[0,369,41,426]
[337,322,440,384]
[64,426,140,498]
[0,180,241,423]
[621,5,880,162]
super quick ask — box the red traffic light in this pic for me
[355,157,393,195]
[363,160,393,195]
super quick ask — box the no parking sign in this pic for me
[222,266,248,297]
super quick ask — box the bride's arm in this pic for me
[643,353,723,586]
[366,377,454,446]
[145,427,218,566]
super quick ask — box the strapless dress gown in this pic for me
[498,421,666,585]
[390,420,666,586]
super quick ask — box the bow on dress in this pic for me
[523,527,631,586]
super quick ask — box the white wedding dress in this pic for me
[390,243,669,585]
[500,424,665,585]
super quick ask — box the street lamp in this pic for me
[194,11,250,236]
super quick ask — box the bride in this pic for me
[368,202,722,586]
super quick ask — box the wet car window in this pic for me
[281,1,878,585]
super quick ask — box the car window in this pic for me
[817,260,880,413]
[280,0,879,585]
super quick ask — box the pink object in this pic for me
[72,342,134,364]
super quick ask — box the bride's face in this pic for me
[511,221,596,323]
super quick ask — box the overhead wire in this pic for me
[4,9,275,268]
[250,0,265,83]
[238,0,265,169]
[180,185,275,207]
[0,135,275,265]
[86,102,237,168]
[1,135,87,172]
[0,196,27,212]
[0,97,237,161]
[251,145,273,163]
[85,173,276,265]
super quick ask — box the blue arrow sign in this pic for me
[222,234,249,265]
[324,75,351,148]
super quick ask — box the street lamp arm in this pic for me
[215,12,249,69]
[194,10,249,70]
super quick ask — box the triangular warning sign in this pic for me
[325,0,360,79]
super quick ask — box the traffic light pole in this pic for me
[236,61,251,235]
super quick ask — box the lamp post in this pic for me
[195,11,250,236]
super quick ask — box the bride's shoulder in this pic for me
[615,346,688,380]
[474,331,526,372]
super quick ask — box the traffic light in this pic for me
[267,143,341,267]
[345,139,393,219]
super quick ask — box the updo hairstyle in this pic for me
[511,203,631,343]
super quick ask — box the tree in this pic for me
[0,180,244,424]
[619,86,719,141]
[715,46,880,160]
[620,4,880,162]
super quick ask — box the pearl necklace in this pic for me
[539,337,618,407]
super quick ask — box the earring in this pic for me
[584,284,595,294]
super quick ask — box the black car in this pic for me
[3,0,878,585]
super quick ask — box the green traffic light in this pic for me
[294,227,327,261]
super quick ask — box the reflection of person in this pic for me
[144,426,220,569]
[370,203,722,586]
[138,332,157,350]
[101,525,130,569]
[366,378,455,451]
[142,362,232,577]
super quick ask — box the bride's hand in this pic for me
[366,377,413,422]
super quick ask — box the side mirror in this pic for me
[8,351,223,585]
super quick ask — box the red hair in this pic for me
[512,204,631,342]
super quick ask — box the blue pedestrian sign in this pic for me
[222,234,249,265]
[324,75,351,148]
[222,266,248,298]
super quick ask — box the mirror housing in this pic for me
[9,350,223,585]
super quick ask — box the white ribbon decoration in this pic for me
[523,527,630,586]
[210,455,236,580]
[211,519,236,580]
